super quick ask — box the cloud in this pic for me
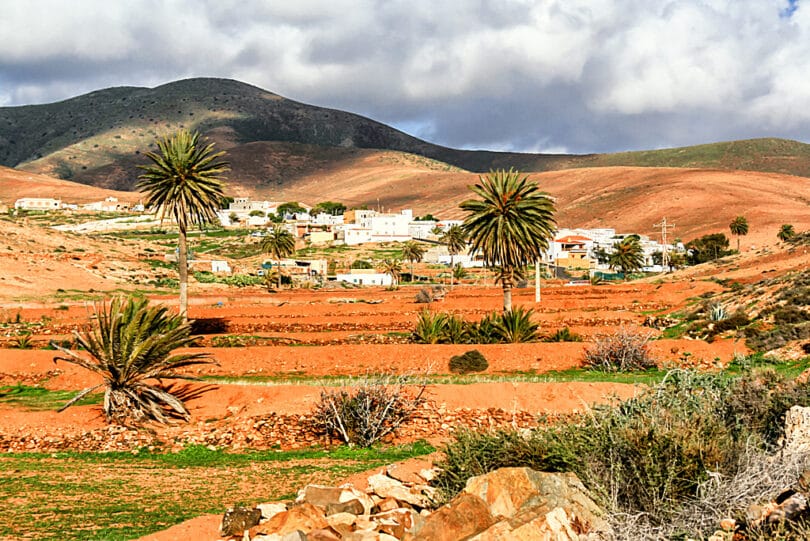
[1,0,809,153]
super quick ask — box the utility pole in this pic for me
[653,218,675,273]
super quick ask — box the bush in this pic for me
[449,350,488,374]
[491,306,539,343]
[312,373,428,447]
[413,310,449,344]
[433,369,810,536]
[543,327,582,342]
[412,309,538,345]
[350,259,373,270]
[583,327,656,371]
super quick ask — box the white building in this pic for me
[408,220,438,240]
[82,197,129,212]
[14,197,61,210]
[335,269,393,286]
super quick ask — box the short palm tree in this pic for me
[400,241,426,283]
[778,224,795,242]
[460,169,556,312]
[51,297,216,425]
[441,225,468,288]
[609,236,645,277]
[729,216,749,252]
[138,130,229,319]
[379,258,403,288]
[261,225,296,288]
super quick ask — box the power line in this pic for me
[653,217,675,272]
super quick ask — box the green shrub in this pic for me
[443,314,471,344]
[413,310,448,344]
[434,369,810,531]
[350,259,373,270]
[583,327,656,371]
[543,327,582,342]
[467,312,500,344]
[435,372,745,515]
[490,306,539,343]
[449,350,488,374]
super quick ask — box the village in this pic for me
[8,195,682,288]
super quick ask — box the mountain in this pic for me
[7,77,810,196]
[0,78,575,192]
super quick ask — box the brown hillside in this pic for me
[238,159,810,247]
[537,167,810,248]
[0,165,137,205]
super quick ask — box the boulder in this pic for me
[367,473,432,509]
[297,483,375,515]
[257,503,288,521]
[408,492,495,541]
[220,506,262,537]
[263,503,329,536]
[463,467,610,534]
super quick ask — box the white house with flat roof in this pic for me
[14,197,61,210]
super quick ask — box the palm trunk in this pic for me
[503,282,513,313]
[449,254,454,288]
[410,261,415,284]
[737,237,741,252]
[178,228,188,320]
[277,261,283,289]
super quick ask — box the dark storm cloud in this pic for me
[2,0,809,153]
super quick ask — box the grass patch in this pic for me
[0,441,433,541]
[0,385,101,410]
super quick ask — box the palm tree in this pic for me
[609,236,645,278]
[379,258,403,288]
[452,263,468,283]
[460,169,556,312]
[50,297,216,425]
[778,224,796,242]
[441,225,467,288]
[400,241,426,283]
[138,130,229,319]
[729,216,749,252]
[261,225,296,288]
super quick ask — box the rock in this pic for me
[325,498,365,516]
[257,503,288,521]
[462,467,611,536]
[409,492,495,541]
[298,483,375,515]
[253,532,308,541]
[386,460,434,485]
[374,508,423,539]
[263,503,329,536]
[367,473,431,508]
[783,406,810,452]
[325,511,357,536]
[374,497,402,513]
[297,485,346,507]
[308,527,342,540]
[221,506,262,537]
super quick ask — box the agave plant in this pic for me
[491,306,540,343]
[413,310,449,344]
[443,313,471,344]
[51,296,217,425]
[709,303,728,322]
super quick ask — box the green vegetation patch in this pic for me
[0,441,433,541]
[0,385,101,410]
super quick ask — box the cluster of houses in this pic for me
[9,195,681,286]
[12,196,144,213]
[225,198,681,285]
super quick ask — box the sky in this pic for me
[1,0,809,154]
